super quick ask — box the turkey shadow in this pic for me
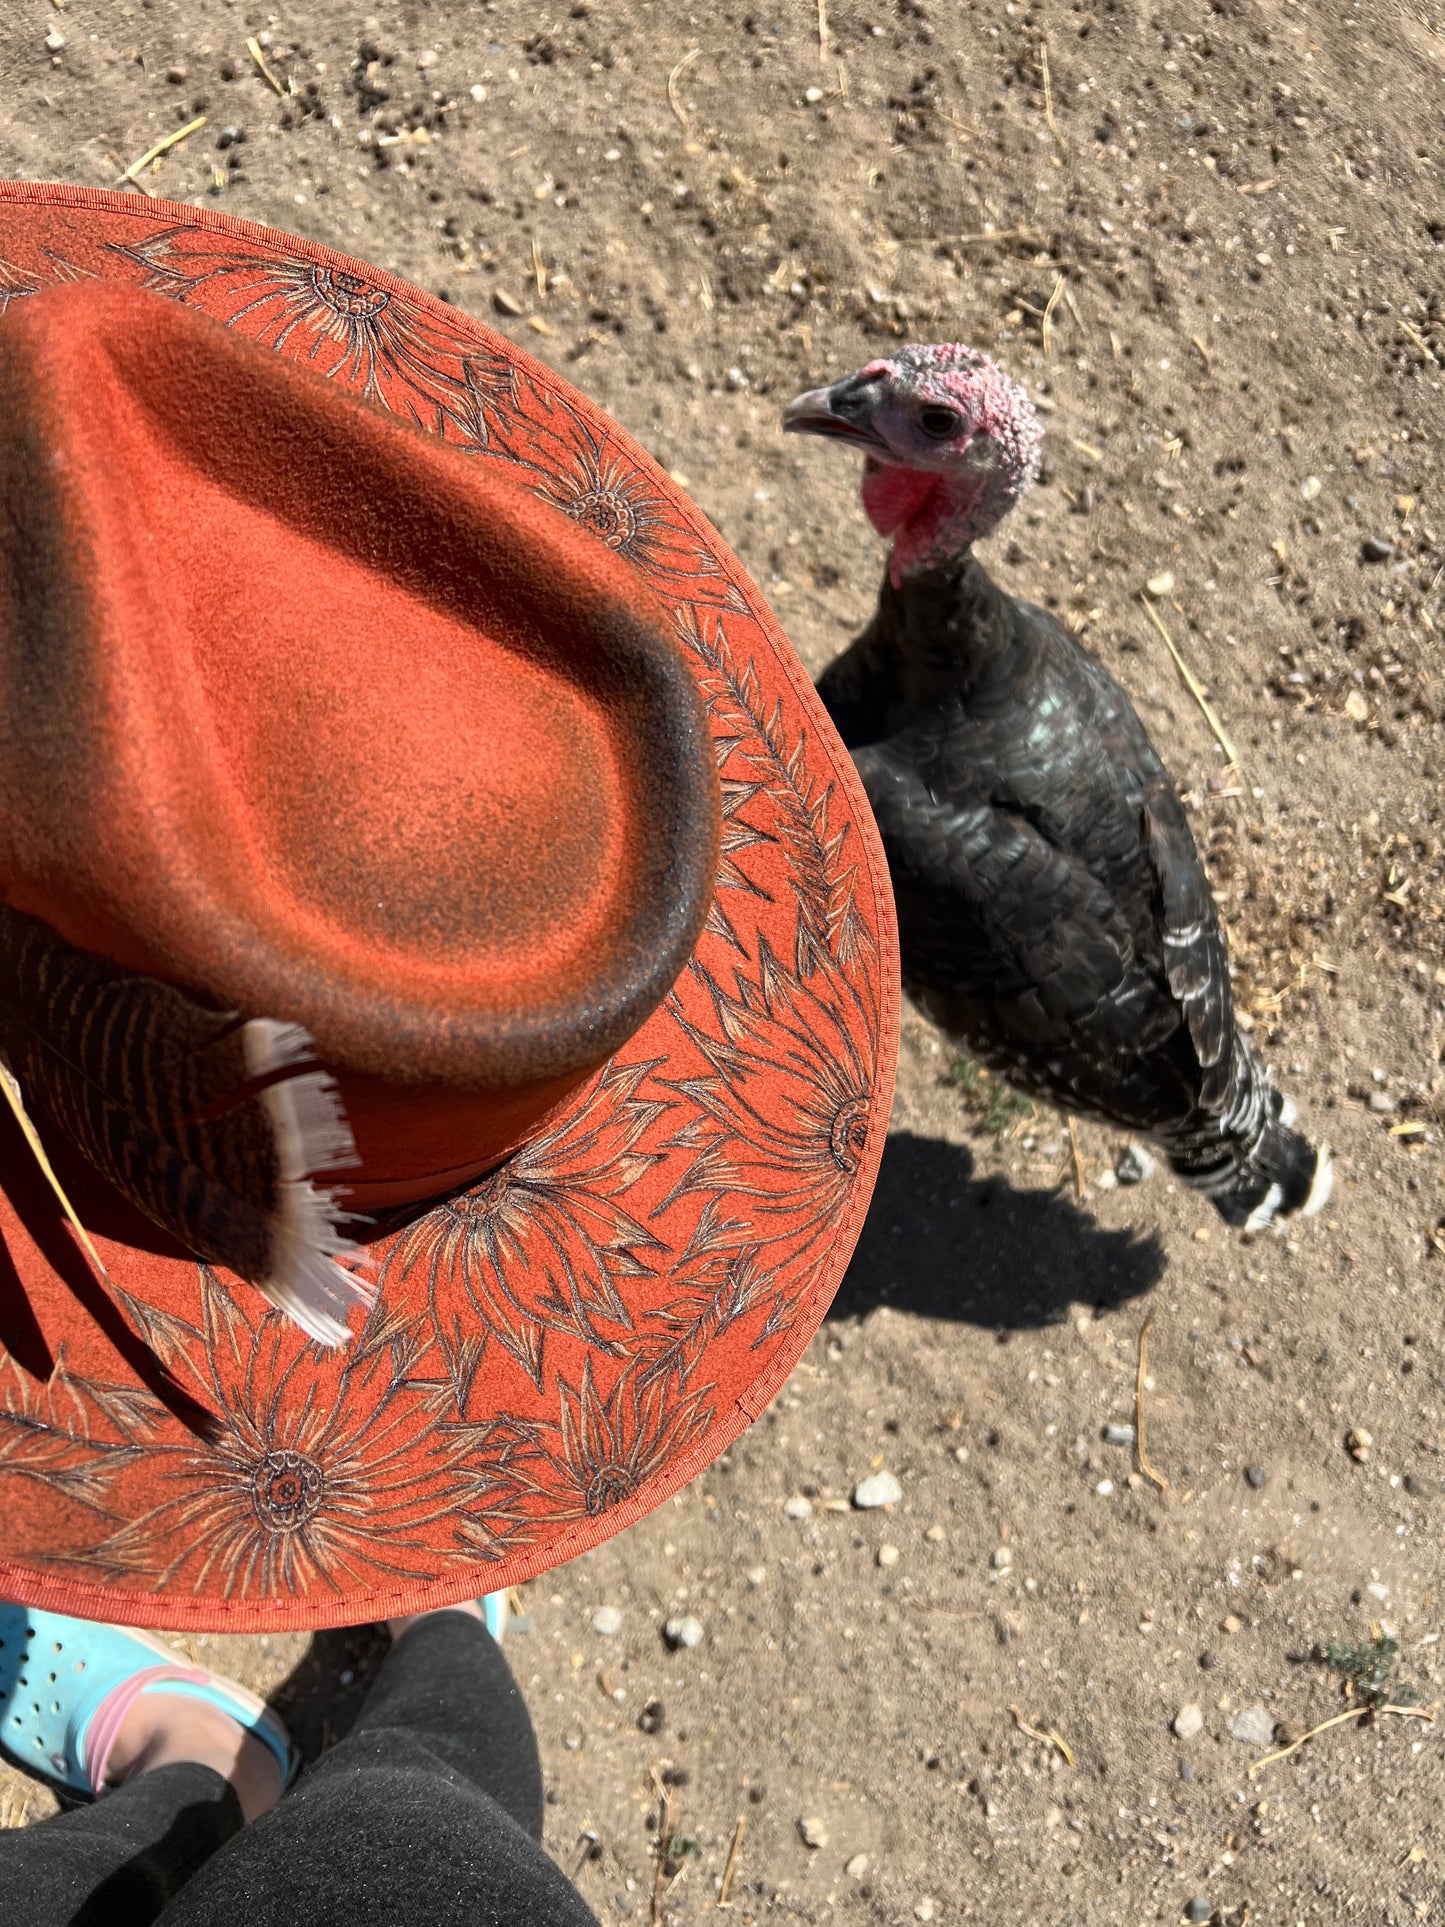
[829,1129,1165,1329]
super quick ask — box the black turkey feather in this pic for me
[0,901,372,1342]
[785,344,1329,1230]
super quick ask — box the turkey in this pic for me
[783,343,1330,1231]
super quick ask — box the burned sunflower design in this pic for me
[486,402,745,613]
[465,1357,714,1527]
[109,227,516,445]
[379,1059,667,1397]
[655,940,876,1274]
[72,1276,479,1599]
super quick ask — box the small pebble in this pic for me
[877,1543,901,1569]
[804,85,824,102]
[44,28,66,51]
[339,1668,355,1686]
[1219,1614,1242,1635]
[1145,570,1176,598]
[1095,1478,1115,1496]
[167,63,189,83]
[1184,1898,1212,1925]
[1244,1463,1267,1490]
[914,1901,936,1922]
[1198,1649,1218,1671]
[592,1606,622,1637]
[783,1495,814,1520]
[1115,1144,1157,1186]
[991,1544,1014,1569]
[745,1565,767,1588]
[1346,1426,1373,1462]
[637,1697,666,1735]
[1367,1089,1397,1113]
[853,1471,902,1510]
[925,1524,946,1543]
[1361,535,1394,562]
[492,288,525,317]
[1227,1703,1276,1749]
[663,1614,703,1651]
[1172,1703,1204,1741]
[797,1815,828,1849]
[1104,1422,1137,1447]
[845,1853,869,1879]
[1300,475,1321,500]
[416,47,438,68]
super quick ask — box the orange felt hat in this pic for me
[0,183,898,1633]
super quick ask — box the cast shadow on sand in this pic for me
[829,1129,1165,1331]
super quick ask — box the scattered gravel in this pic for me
[853,1471,903,1510]
[1115,1144,1158,1185]
[1172,1703,1204,1741]
[662,1614,704,1651]
[1227,1704,1277,1749]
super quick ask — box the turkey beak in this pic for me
[782,376,887,452]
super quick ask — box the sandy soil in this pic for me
[2,1,1445,1920]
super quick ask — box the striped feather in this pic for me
[0,903,372,1345]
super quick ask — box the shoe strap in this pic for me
[82,1663,215,1796]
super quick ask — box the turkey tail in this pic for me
[1160,1032,1332,1233]
[0,903,373,1346]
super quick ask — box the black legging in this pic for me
[0,1611,600,1927]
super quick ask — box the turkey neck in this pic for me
[881,547,1024,709]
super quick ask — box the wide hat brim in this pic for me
[0,183,899,1632]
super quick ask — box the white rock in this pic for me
[783,1494,814,1520]
[591,1606,622,1637]
[797,1815,828,1849]
[853,1471,902,1510]
[1115,1144,1158,1186]
[1145,570,1176,598]
[804,85,824,102]
[745,1565,767,1589]
[44,28,66,51]
[1095,1478,1115,1496]
[845,1853,869,1879]
[877,1543,901,1569]
[1227,1704,1276,1748]
[663,1614,704,1651]
[915,1901,936,1922]
[1172,1703,1204,1741]
[991,1544,1014,1570]
[1301,475,1322,500]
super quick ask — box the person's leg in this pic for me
[0,1763,240,1927]
[0,1604,290,1927]
[154,1606,600,1927]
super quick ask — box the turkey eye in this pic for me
[919,406,961,439]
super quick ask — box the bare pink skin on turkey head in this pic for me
[781,344,1044,585]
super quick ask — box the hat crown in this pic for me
[0,282,720,1196]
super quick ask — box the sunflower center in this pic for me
[566,488,637,550]
[584,1462,637,1515]
[251,1449,324,1533]
[829,1097,869,1175]
[307,265,393,321]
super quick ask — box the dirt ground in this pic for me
[3,0,1445,1920]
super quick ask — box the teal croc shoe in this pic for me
[482,1592,509,1642]
[0,1603,299,1797]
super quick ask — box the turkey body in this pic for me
[820,549,1323,1226]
